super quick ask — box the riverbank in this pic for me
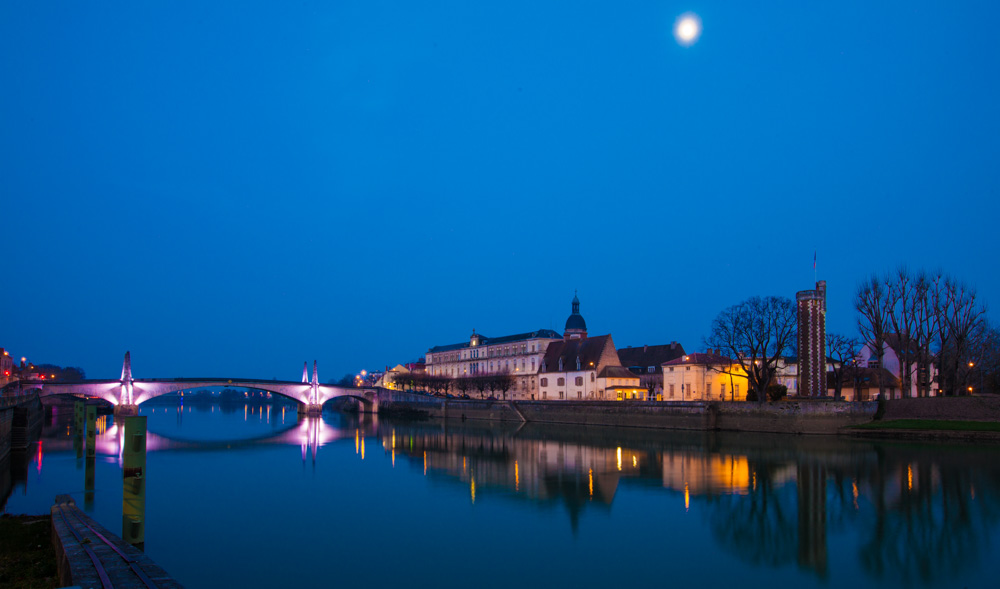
[372,390,878,435]
[846,418,1000,442]
[0,514,58,588]
[372,389,1000,437]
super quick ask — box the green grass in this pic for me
[853,419,1000,432]
[0,514,58,589]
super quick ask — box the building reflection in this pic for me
[373,419,1000,583]
[12,398,1000,586]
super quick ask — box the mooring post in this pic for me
[85,406,96,509]
[122,415,147,549]
[74,400,84,461]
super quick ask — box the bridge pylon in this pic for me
[115,351,139,417]
[300,360,322,416]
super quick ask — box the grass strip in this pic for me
[852,419,1000,432]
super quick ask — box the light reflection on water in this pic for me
[3,397,1000,589]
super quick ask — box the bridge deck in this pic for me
[52,495,183,589]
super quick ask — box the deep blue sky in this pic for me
[3,2,998,380]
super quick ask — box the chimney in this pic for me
[670,342,676,350]
[643,345,648,353]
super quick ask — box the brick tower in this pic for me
[796,280,827,397]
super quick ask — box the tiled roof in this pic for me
[827,367,901,388]
[428,329,562,353]
[599,366,638,379]
[618,343,686,374]
[662,352,736,366]
[540,335,620,374]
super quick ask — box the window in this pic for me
[648,366,655,373]
[542,391,547,399]
[735,384,740,396]
[575,377,583,386]
[669,384,675,397]
[617,391,623,401]
[685,366,690,371]
[540,378,548,387]
[591,372,595,382]
[706,383,712,396]
[557,378,565,386]
[532,358,536,371]
[577,391,582,399]
[720,383,726,397]
[559,391,564,399]
[669,367,674,372]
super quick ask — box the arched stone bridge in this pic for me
[8,352,376,416]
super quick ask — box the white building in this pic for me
[857,334,938,399]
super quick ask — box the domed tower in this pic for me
[564,292,588,340]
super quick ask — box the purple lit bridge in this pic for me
[13,352,376,417]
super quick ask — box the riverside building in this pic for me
[424,329,562,399]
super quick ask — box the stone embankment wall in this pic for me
[881,396,1000,421]
[372,389,878,434]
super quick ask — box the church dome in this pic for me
[565,313,587,331]
[564,293,587,333]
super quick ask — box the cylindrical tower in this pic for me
[796,280,827,397]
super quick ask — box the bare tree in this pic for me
[910,272,942,398]
[856,274,892,399]
[455,377,472,397]
[826,333,860,401]
[706,296,797,403]
[886,267,919,398]
[472,375,489,399]
[494,371,515,401]
[939,280,988,395]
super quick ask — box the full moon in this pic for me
[674,13,702,46]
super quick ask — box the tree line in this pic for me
[705,266,994,402]
[390,371,517,400]
[856,267,989,398]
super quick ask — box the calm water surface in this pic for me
[3,398,1000,588]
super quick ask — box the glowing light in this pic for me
[684,483,690,511]
[424,451,427,476]
[588,468,593,498]
[470,471,476,504]
[355,430,360,454]
[907,465,913,491]
[515,461,520,491]
[617,447,622,471]
[632,455,637,468]
[361,438,365,460]
[852,480,859,510]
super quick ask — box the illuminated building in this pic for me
[425,328,561,399]
[618,343,687,398]
[538,334,642,400]
[662,352,749,401]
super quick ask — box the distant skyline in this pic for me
[2,2,997,379]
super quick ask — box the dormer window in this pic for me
[558,358,564,371]
[576,356,581,370]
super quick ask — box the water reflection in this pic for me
[3,398,1000,587]
[376,420,1000,584]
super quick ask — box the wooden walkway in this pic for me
[51,495,184,589]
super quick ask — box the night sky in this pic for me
[3,2,998,380]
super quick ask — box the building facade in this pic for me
[662,352,749,402]
[425,329,562,399]
[618,342,686,397]
[856,335,938,398]
[796,280,827,397]
[537,334,643,400]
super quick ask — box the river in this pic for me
[3,397,999,588]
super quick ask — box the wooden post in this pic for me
[122,416,147,549]
[85,406,96,508]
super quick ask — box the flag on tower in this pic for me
[813,251,817,270]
